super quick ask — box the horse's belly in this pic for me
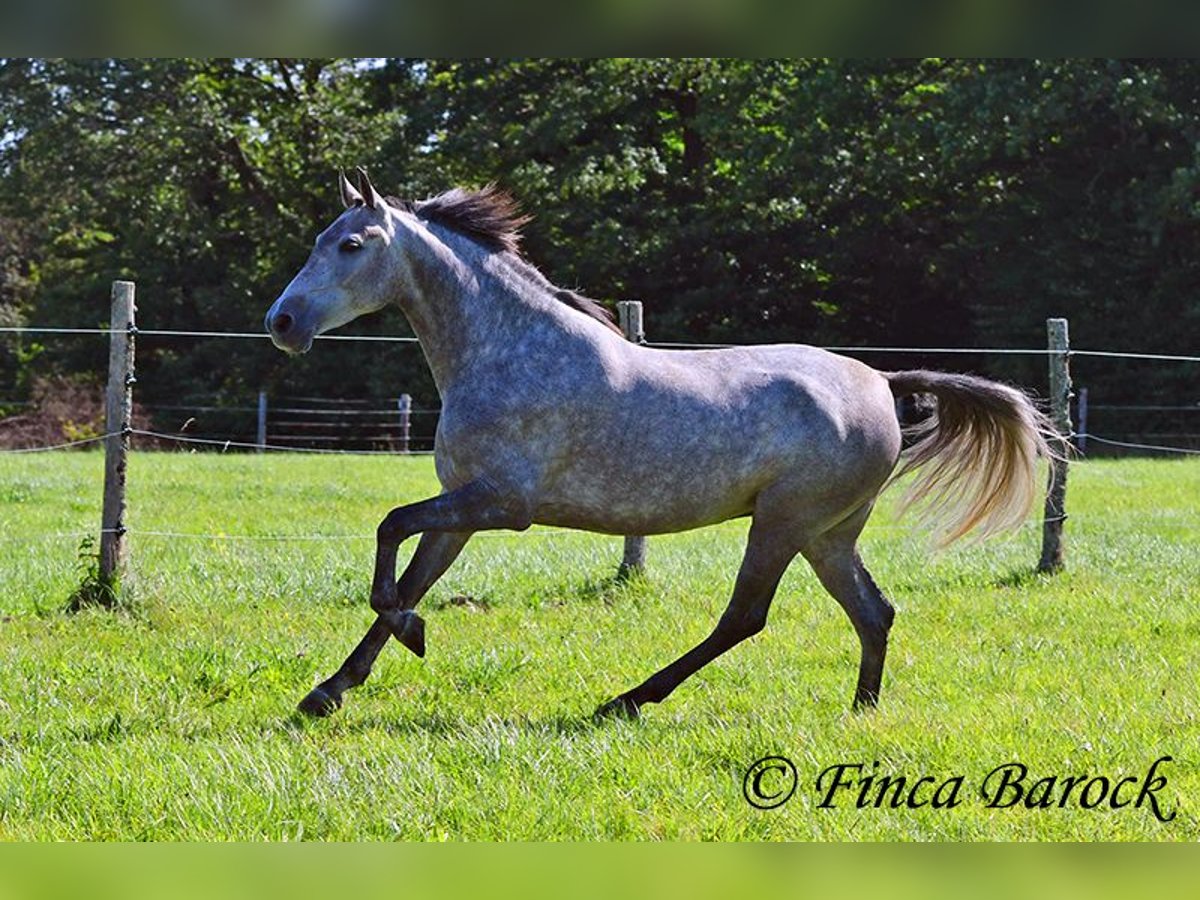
[532,502,752,535]
[531,462,762,534]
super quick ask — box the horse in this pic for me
[264,169,1055,720]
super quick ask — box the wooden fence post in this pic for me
[257,390,268,452]
[1038,317,1071,573]
[617,299,645,345]
[100,280,136,589]
[616,300,647,579]
[398,393,412,454]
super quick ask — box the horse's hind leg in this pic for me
[297,530,470,717]
[800,508,895,709]
[595,519,798,719]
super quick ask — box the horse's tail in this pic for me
[885,370,1059,547]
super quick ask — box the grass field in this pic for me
[0,450,1197,840]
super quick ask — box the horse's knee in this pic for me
[376,511,411,544]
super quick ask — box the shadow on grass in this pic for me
[427,593,493,613]
[892,565,1063,594]
[420,566,651,615]
[565,567,653,606]
[993,567,1061,590]
[283,706,619,738]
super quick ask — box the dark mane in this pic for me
[389,185,622,336]
[554,289,622,336]
[391,184,531,255]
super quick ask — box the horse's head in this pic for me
[265,168,399,354]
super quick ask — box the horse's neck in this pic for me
[398,231,588,395]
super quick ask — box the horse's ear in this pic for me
[355,166,384,211]
[339,170,363,208]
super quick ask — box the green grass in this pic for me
[0,451,1197,840]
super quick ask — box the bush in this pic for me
[0,375,151,449]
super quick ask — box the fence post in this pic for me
[617,299,645,345]
[398,393,411,454]
[1038,317,1071,573]
[616,300,647,579]
[1075,386,1088,453]
[257,390,268,452]
[100,280,136,591]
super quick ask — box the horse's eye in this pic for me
[339,237,363,253]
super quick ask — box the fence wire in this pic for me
[0,326,420,343]
[129,428,434,455]
[0,433,118,453]
[5,322,1200,362]
[2,324,1200,460]
[5,424,1200,461]
[1076,433,1200,456]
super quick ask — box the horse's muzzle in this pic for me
[265,298,314,354]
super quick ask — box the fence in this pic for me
[2,281,1199,588]
[143,392,433,453]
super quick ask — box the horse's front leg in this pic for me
[298,480,530,717]
[297,531,469,717]
[369,480,531,640]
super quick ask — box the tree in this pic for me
[2,59,1198,445]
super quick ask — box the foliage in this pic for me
[0,373,159,449]
[64,534,119,611]
[1,59,1198,420]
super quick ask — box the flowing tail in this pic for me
[885,371,1060,547]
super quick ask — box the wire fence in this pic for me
[1076,434,1200,456]
[0,325,420,343]
[2,321,1200,455]
[129,428,436,455]
[2,316,1198,555]
[3,322,1200,360]
[8,427,1198,460]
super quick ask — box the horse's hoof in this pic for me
[390,610,426,657]
[852,689,880,711]
[593,695,641,721]
[297,685,342,717]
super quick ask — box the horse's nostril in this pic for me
[272,312,295,336]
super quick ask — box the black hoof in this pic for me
[297,685,342,717]
[389,610,426,657]
[593,694,642,721]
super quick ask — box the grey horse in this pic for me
[264,170,1054,719]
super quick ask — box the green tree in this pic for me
[3,58,1198,446]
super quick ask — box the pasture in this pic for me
[0,451,1196,840]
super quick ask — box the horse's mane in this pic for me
[392,184,530,255]
[553,289,622,335]
[388,185,622,336]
